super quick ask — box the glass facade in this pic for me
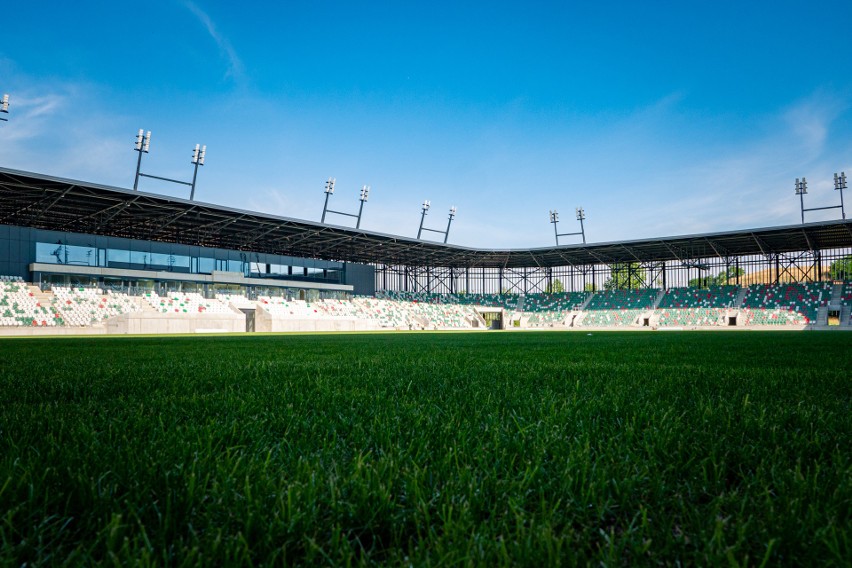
[31,235,344,282]
[0,224,376,297]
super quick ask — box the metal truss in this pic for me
[2,167,852,276]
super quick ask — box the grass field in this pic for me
[0,331,849,566]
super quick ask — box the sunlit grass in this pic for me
[0,332,849,565]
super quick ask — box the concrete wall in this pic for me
[255,307,379,332]
[106,311,245,334]
[0,325,109,336]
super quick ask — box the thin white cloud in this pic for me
[183,1,246,84]
[783,92,846,159]
[1,91,69,144]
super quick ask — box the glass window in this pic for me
[130,251,151,268]
[198,257,215,273]
[107,249,130,265]
[35,242,97,266]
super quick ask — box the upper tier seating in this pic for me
[447,293,520,311]
[524,292,588,312]
[657,286,738,309]
[585,288,659,310]
[740,282,831,325]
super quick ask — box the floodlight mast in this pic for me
[189,144,206,200]
[796,175,845,223]
[321,177,336,223]
[444,206,457,244]
[550,207,586,245]
[550,210,560,245]
[416,201,456,242]
[576,207,587,244]
[356,185,370,229]
[132,129,152,191]
[132,130,205,199]
[417,200,430,239]
[0,94,9,122]
[320,179,371,228]
[835,172,847,220]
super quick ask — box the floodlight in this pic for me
[189,143,207,165]
[325,177,336,194]
[835,172,847,191]
[360,185,370,202]
[422,200,431,211]
[143,131,151,153]
[0,94,9,113]
[576,207,585,221]
[449,206,457,218]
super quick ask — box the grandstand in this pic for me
[655,285,738,327]
[3,279,852,333]
[0,166,851,334]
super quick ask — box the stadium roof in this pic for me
[1,166,851,269]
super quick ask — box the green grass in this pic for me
[0,331,849,566]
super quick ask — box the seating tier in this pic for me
[658,286,738,309]
[740,282,831,324]
[586,288,659,311]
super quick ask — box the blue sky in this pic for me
[1,1,851,247]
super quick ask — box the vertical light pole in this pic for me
[0,94,9,123]
[356,185,370,229]
[795,177,807,224]
[133,129,152,191]
[189,144,206,200]
[320,177,336,223]
[444,206,457,244]
[835,172,847,220]
[550,210,560,245]
[576,206,586,244]
[417,200,431,239]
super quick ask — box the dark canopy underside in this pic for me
[1,167,850,269]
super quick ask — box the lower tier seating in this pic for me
[656,308,727,327]
[0,281,58,326]
[145,292,232,314]
[580,309,644,327]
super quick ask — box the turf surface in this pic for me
[0,331,849,566]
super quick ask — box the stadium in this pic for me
[2,3,851,565]
[1,166,851,334]
[1,160,851,566]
